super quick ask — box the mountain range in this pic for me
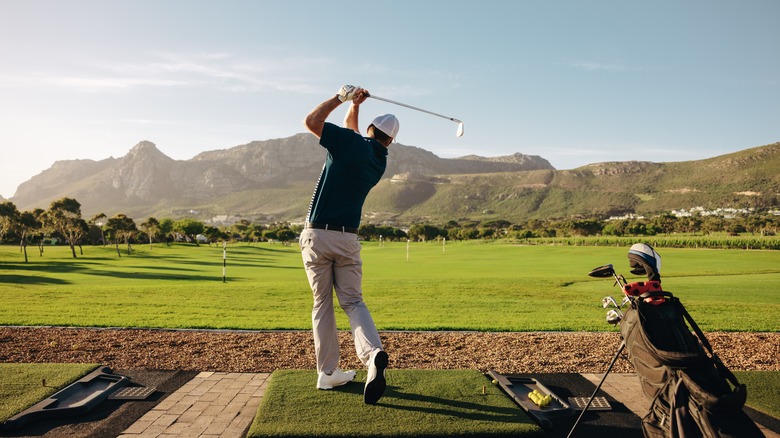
[9,136,780,225]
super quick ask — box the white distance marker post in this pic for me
[222,241,227,283]
[406,239,410,262]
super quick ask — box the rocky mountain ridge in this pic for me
[10,134,554,219]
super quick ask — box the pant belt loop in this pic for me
[324,224,329,231]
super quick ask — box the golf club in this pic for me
[566,341,626,438]
[602,296,623,317]
[367,93,464,137]
[606,309,622,325]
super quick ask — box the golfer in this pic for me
[301,85,398,405]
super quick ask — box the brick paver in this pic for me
[118,372,270,438]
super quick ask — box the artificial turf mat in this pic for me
[0,363,99,424]
[247,369,543,437]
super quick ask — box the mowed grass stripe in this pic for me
[1,242,778,331]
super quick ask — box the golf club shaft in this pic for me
[566,341,626,438]
[367,94,462,123]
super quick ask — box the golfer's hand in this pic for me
[337,85,361,102]
[351,87,368,105]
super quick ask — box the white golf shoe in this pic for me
[364,349,388,404]
[317,369,356,390]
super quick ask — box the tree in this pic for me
[230,219,251,241]
[261,228,278,241]
[203,225,228,244]
[358,223,378,241]
[248,224,266,243]
[0,201,19,243]
[276,228,296,242]
[159,218,175,245]
[31,208,50,256]
[17,210,41,263]
[48,197,87,258]
[408,224,444,242]
[174,218,205,245]
[651,213,677,237]
[90,213,107,245]
[140,217,161,249]
[567,219,603,237]
[105,214,138,256]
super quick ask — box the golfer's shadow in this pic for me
[334,383,522,423]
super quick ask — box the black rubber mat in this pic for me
[0,369,198,438]
[502,373,643,438]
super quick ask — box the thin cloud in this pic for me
[2,52,333,94]
[570,61,628,72]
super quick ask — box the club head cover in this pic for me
[627,243,662,282]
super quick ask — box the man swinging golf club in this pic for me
[301,85,396,404]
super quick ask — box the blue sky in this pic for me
[1,0,778,199]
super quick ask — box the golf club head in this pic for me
[456,121,464,137]
[620,296,631,308]
[606,309,621,325]
[588,264,615,278]
[602,297,616,309]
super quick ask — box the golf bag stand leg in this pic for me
[566,340,626,438]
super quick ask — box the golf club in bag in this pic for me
[567,244,764,438]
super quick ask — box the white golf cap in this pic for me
[371,114,399,139]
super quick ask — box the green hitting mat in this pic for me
[247,369,543,437]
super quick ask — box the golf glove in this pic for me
[337,85,360,102]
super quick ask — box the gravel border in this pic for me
[2,327,777,374]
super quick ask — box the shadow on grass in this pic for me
[78,270,230,282]
[0,260,269,282]
[0,274,69,285]
[330,381,521,420]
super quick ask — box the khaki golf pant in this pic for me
[300,228,383,374]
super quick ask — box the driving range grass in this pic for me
[1,242,779,331]
[0,363,99,423]
[734,371,780,419]
[247,369,543,437]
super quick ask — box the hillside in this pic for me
[9,138,779,224]
[10,135,554,221]
[372,142,779,223]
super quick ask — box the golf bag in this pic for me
[619,283,764,438]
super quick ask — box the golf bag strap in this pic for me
[677,298,742,388]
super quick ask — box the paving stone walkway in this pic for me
[117,372,269,438]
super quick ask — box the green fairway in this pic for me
[0,363,99,423]
[247,369,543,437]
[0,242,778,331]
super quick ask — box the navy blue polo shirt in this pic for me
[305,122,388,229]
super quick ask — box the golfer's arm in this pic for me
[344,102,360,133]
[304,96,342,138]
